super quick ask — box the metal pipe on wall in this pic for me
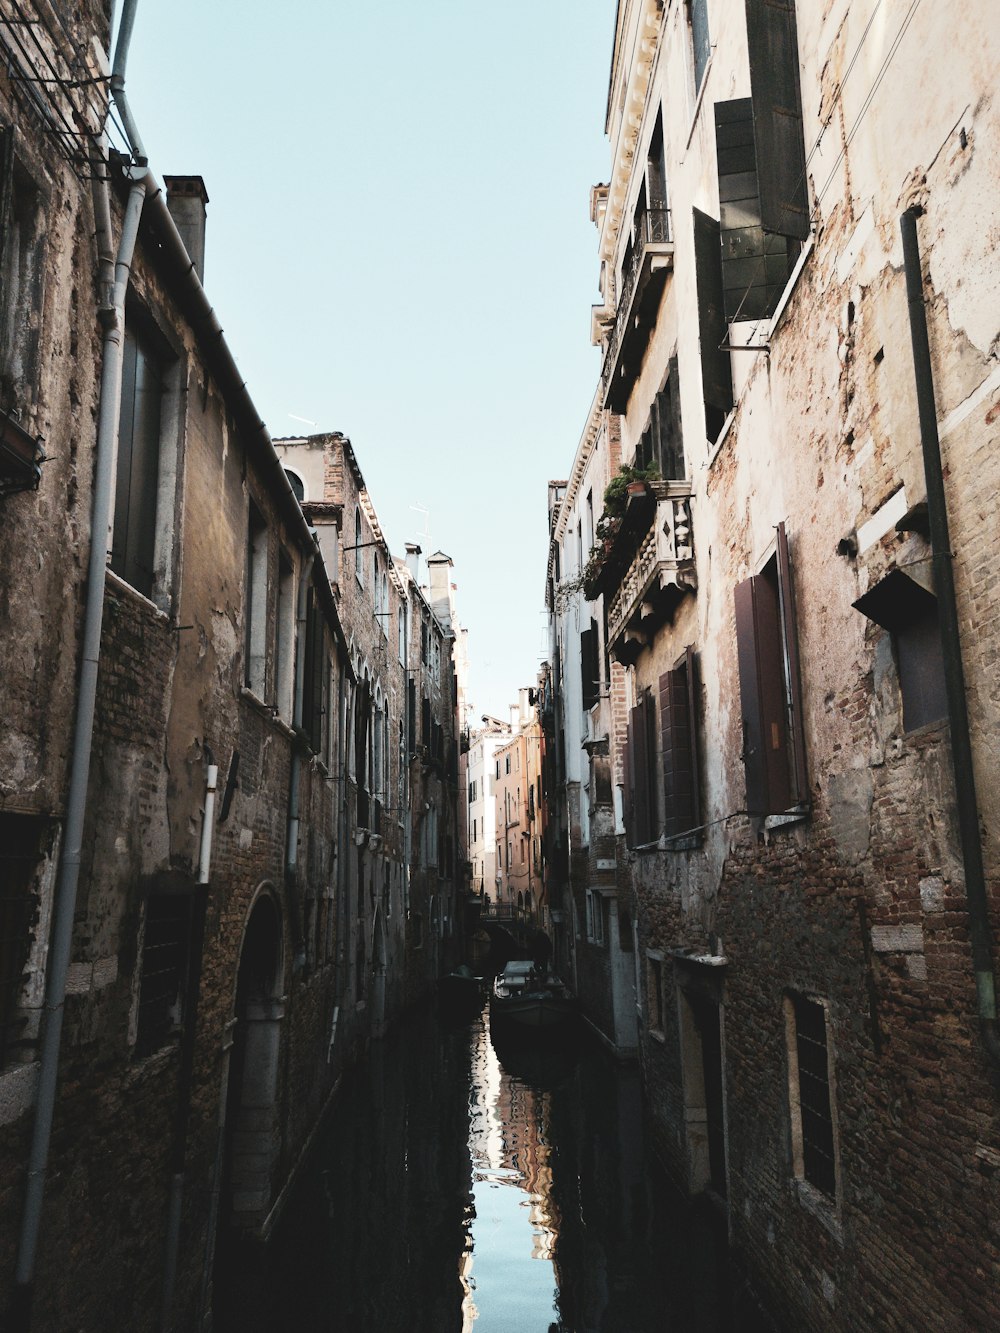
[12,150,148,1333]
[900,205,1000,1069]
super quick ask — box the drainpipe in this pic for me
[160,756,218,1332]
[11,160,147,1333]
[287,552,316,971]
[900,206,1000,1069]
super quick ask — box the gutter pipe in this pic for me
[160,756,217,1331]
[287,552,316,971]
[900,206,1000,1069]
[12,156,147,1333]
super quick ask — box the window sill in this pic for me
[791,1177,842,1243]
[763,806,810,832]
[705,408,736,472]
[105,568,170,621]
[0,1062,38,1127]
[767,235,815,339]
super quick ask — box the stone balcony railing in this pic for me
[606,483,696,661]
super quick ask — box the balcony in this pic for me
[602,483,696,663]
[600,207,673,413]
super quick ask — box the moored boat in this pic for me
[489,960,578,1034]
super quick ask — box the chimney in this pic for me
[164,176,209,283]
[426,551,454,631]
[404,542,422,582]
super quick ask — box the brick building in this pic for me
[544,0,1000,1327]
[0,5,458,1329]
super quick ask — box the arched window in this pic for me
[284,468,305,504]
[397,607,406,664]
[354,509,363,585]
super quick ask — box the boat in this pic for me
[437,964,484,1021]
[489,960,578,1034]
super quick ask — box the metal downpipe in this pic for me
[12,174,147,1328]
[900,206,1000,1069]
[287,552,316,971]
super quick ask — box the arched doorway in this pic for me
[221,893,285,1235]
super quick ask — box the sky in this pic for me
[121,1,612,720]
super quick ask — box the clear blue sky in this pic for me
[124,1,611,719]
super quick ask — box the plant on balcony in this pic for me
[603,460,660,518]
[581,462,660,598]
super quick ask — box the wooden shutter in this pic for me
[0,125,14,303]
[776,521,808,802]
[693,208,734,422]
[622,716,634,847]
[630,701,651,845]
[745,0,810,240]
[407,679,416,752]
[660,649,701,838]
[309,597,325,753]
[734,569,791,814]
[581,623,599,709]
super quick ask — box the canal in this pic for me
[217,1001,752,1332]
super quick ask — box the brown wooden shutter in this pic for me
[309,597,325,753]
[685,646,702,830]
[745,0,810,240]
[734,570,791,814]
[693,208,734,422]
[776,521,808,802]
[581,624,599,710]
[660,652,700,838]
[630,701,651,844]
[622,714,634,847]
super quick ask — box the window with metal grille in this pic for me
[135,893,191,1059]
[112,322,166,597]
[0,814,44,1068]
[788,994,837,1198]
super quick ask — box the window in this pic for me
[715,100,798,323]
[734,523,807,815]
[135,892,192,1058]
[853,568,947,733]
[112,323,165,596]
[581,620,600,710]
[623,689,659,847]
[355,508,363,584]
[284,468,305,504]
[659,648,701,839]
[586,889,606,946]
[398,607,406,664]
[693,208,733,443]
[244,501,269,697]
[584,489,594,553]
[786,994,837,1198]
[302,585,329,755]
[0,128,45,412]
[745,0,810,241]
[275,549,295,721]
[0,814,45,1069]
[687,0,711,95]
[646,953,664,1033]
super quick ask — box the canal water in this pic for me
[217,1001,750,1332]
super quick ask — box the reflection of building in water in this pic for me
[461,1018,562,1323]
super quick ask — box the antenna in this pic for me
[409,502,431,548]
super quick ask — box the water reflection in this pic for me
[219,1000,750,1332]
